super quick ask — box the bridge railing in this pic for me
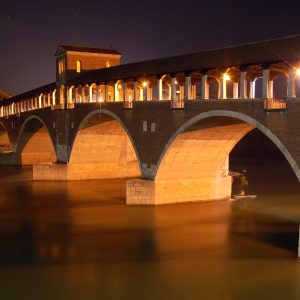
[264,98,287,111]
[171,99,184,109]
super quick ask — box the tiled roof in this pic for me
[59,45,121,56]
[0,90,11,100]
[5,34,300,105]
[69,34,300,85]
[4,82,56,104]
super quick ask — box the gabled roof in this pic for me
[68,34,300,85]
[0,90,12,101]
[55,45,121,56]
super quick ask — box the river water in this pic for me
[0,161,300,299]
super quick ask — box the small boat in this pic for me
[233,195,257,200]
[230,171,244,177]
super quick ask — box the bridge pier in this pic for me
[33,161,140,180]
[126,176,232,205]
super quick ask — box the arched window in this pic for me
[76,60,81,73]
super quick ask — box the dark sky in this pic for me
[1,0,300,95]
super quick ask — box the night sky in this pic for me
[1,0,300,95]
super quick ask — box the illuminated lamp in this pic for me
[224,74,230,81]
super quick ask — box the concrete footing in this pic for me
[126,176,232,205]
[33,162,140,180]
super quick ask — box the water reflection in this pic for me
[0,163,299,299]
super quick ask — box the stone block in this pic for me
[126,176,231,205]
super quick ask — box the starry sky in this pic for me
[1,0,300,95]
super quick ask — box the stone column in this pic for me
[74,87,78,103]
[123,82,128,101]
[201,75,209,100]
[180,86,184,100]
[114,83,119,101]
[287,68,296,99]
[134,81,139,101]
[143,83,148,101]
[262,69,270,99]
[140,87,144,101]
[171,77,177,100]
[147,87,152,101]
[96,84,100,102]
[233,82,239,99]
[239,71,248,99]
[68,87,72,104]
[184,76,192,100]
[157,77,163,100]
[220,74,227,99]
[249,80,256,99]
[168,85,171,100]
[52,91,56,105]
[191,84,196,100]
[104,84,109,101]
[81,85,86,103]
[269,80,274,99]
[89,85,93,102]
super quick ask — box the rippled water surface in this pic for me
[0,162,300,299]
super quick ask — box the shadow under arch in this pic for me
[69,109,142,179]
[15,115,57,165]
[0,121,12,152]
[154,110,300,182]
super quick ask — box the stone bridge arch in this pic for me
[127,110,300,205]
[15,115,57,165]
[64,109,142,180]
[0,121,12,153]
[155,110,300,181]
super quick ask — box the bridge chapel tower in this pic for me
[54,45,122,107]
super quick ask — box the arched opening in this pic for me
[153,116,253,203]
[273,77,287,99]
[0,124,11,153]
[106,83,114,101]
[128,111,299,205]
[16,117,56,165]
[254,78,263,98]
[69,111,141,180]
[115,80,124,102]
[208,78,219,99]
[76,60,81,73]
[226,67,240,99]
[162,75,171,100]
[230,128,300,197]
[90,83,97,102]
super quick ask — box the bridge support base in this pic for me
[126,176,232,205]
[33,162,140,180]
